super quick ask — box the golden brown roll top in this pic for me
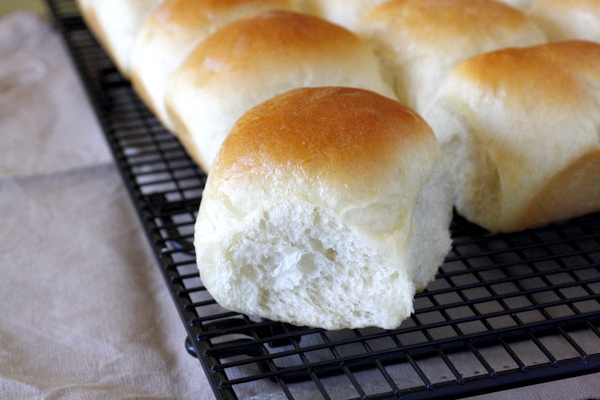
[526,0,600,43]
[165,10,396,172]
[424,40,600,233]
[196,87,453,330]
[77,0,165,77]
[215,87,435,192]
[356,0,547,113]
[129,0,301,131]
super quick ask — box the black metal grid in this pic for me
[47,1,600,398]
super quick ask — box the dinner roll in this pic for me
[424,40,600,233]
[356,0,547,114]
[306,0,390,30]
[526,0,600,43]
[76,0,165,77]
[130,0,301,131]
[495,0,534,9]
[165,11,396,172]
[194,87,453,330]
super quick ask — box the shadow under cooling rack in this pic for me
[47,1,600,399]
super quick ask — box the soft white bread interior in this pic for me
[355,0,547,114]
[194,87,453,330]
[76,0,165,77]
[424,40,600,233]
[526,0,600,43]
[130,0,301,132]
[305,0,390,30]
[165,10,396,172]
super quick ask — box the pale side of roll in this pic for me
[130,0,302,132]
[526,0,600,43]
[495,0,534,9]
[76,0,165,77]
[355,0,547,114]
[304,0,390,30]
[194,87,453,330]
[424,40,600,233]
[165,11,397,172]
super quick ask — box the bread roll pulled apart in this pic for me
[424,40,600,233]
[165,10,396,172]
[194,87,453,330]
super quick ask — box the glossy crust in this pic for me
[215,87,432,189]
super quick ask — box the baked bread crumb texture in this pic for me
[77,0,600,330]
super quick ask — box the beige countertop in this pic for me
[0,0,48,17]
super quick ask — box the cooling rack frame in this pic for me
[46,1,600,398]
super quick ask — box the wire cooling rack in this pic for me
[47,1,600,398]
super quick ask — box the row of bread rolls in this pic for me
[78,0,600,81]
[81,0,398,171]
[360,0,599,233]
[76,0,600,330]
[300,0,600,44]
[355,0,600,233]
